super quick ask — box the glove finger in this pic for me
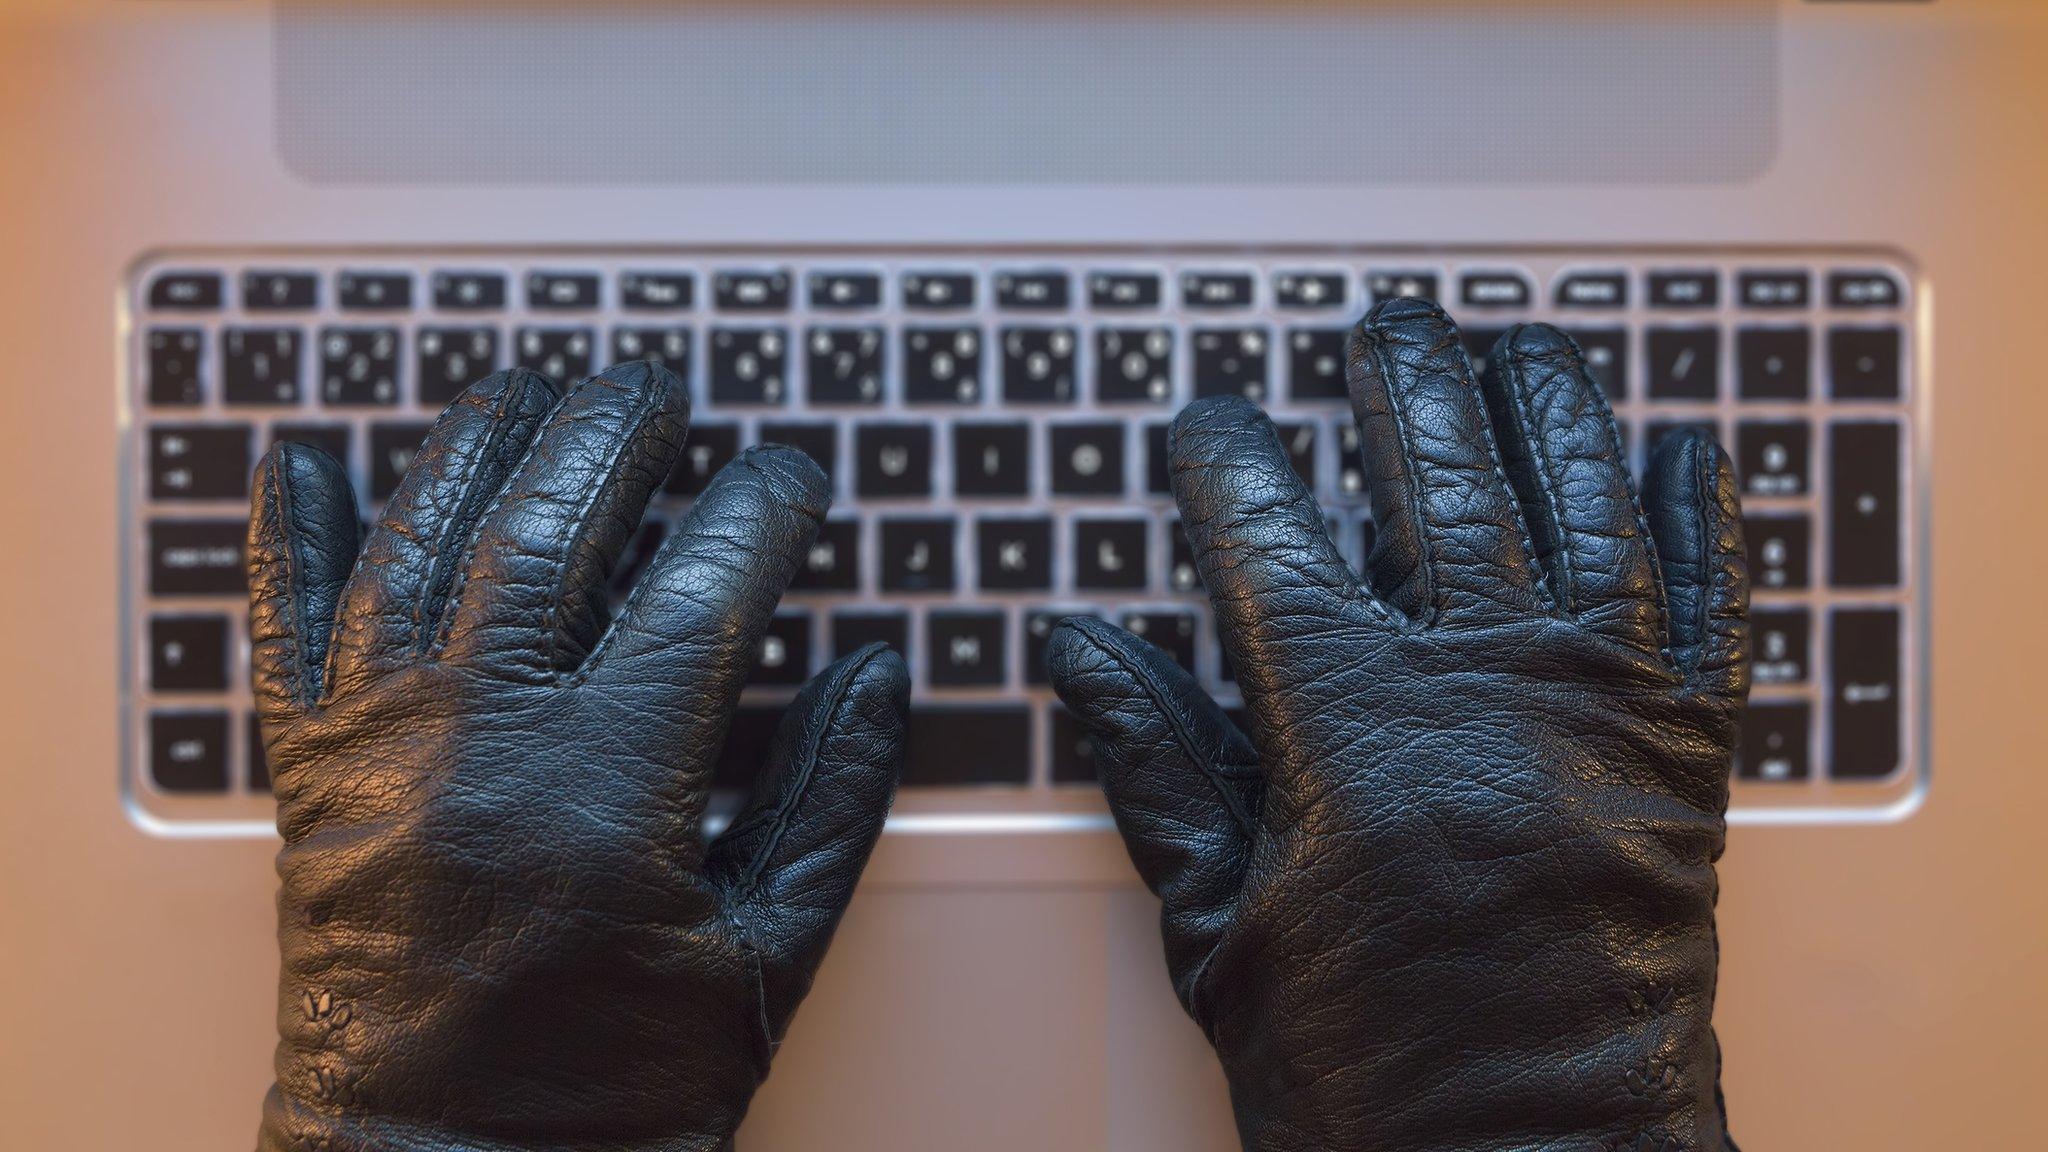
[1046,616,1259,1013]
[580,444,829,804]
[1169,393,1366,664]
[705,644,907,1037]
[1345,297,1543,623]
[437,361,688,679]
[1478,324,1665,649]
[1642,428,1751,699]
[327,369,559,689]
[247,442,360,725]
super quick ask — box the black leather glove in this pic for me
[247,361,907,1152]
[1049,301,1748,1152]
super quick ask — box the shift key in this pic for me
[1829,608,1901,779]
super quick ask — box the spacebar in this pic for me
[905,706,1032,786]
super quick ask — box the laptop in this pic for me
[2,0,2041,1147]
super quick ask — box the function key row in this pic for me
[144,321,1904,409]
[143,266,1910,315]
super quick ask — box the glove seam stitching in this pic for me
[411,375,549,655]
[543,380,667,677]
[423,385,563,659]
[1500,340,1578,614]
[1070,616,1258,838]
[1360,325,1443,623]
[270,449,318,706]
[729,643,889,901]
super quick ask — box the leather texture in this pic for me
[247,361,908,1152]
[1049,301,1749,1152]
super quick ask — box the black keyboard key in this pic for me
[1192,328,1270,401]
[1826,270,1903,309]
[1459,325,1513,381]
[1736,420,1811,497]
[337,271,412,311]
[1645,327,1720,400]
[1829,608,1902,779]
[665,424,739,496]
[1096,327,1174,404]
[1273,271,1345,310]
[1287,327,1348,401]
[1024,608,1094,685]
[242,270,318,311]
[149,614,230,691]
[1182,271,1254,309]
[996,269,1070,311]
[1554,271,1627,309]
[977,517,1054,591]
[878,517,956,592]
[905,707,1030,785]
[713,269,793,312]
[1743,513,1811,590]
[1146,423,1173,497]
[1050,707,1099,784]
[832,612,908,660]
[222,328,303,405]
[248,713,271,792]
[1738,269,1811,310]
[1074,519,1148,589]
[610,326,691,372]
[759,421,837,483]
[928,610,1007,687]
[1736,702,1811,782]
[1459,271,1531,308]
[1001,326,1079,404]
[714,706,784,789]
[369,421,434,500]
[147,329,204,406]
[527,271,600,310]
[808,270,882,310]
[272,423,350,468]
[147,271,223,310]
[1121,611,1197,672]
[1168,520,1200,593]
[1050,423,1125,496]
[751,613,812,686]
[1642,419,1719,466]
[1828,421,1902,587]
[953,422,1030,498]
[1088,270,1162,310]
[149,425,250,501]
[1737,327,1811,400]
[1367,270,1438,303]
[904,327,983,404]
[807,326,886,404]
[903,271,975,310]
[1336,421,1367,499]
[149,711,230,793]
[1828,326,1902,400]
[856,423,933,498]
[1647,270,1718,309]
[430,271,508,311]
[417,327,500,405]
[1565,328,1628,398]
[1751,607,1811,686]
[792,519,860,592]
[318,327,402,405]
[1275,421,1317,486]
[148,519,246,595]
[619,271,694,311]
[708,328,789,405]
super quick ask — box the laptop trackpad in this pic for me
[738,886,1236,1151]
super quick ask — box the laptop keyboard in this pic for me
[124,249,1926,832]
